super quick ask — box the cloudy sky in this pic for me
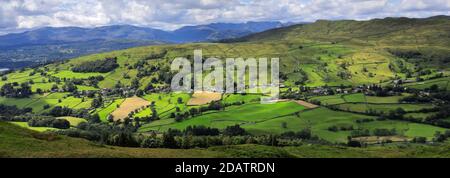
[0,0,449,34]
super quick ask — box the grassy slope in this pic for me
[1,122,450,158]
[0,122,223,158]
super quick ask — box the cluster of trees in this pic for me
[72,57,119,73]
[43,106,99,122]
[57,121,322,149]
[349,128,397,138]
[144,50,167,60]
[0,104,31,117]
[433,130,450,142]
[401,95,433,103]
[328,124,354,132]
[57,120,139,147]
[172,101,244,122]
[373,128,397,136]
[47,106,75,117]
[389,49,423,60]
[64,76,104,88]
[424,105,450,128]
[139,127,318,149]
[28,117,70,129]
[0,83,32,98]
[185,125,220,136]
[367,85,404,97]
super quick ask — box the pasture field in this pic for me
[135,93,191,119]
[96,99,125,122]
[342,93,366,103]
[30,83,59,92]
[57,117,87,127]
[222,94,262,104]
[139,101,306,132]
[10,122,57,132]
[51,70,105,79]
[245,108,446,143]
[76,85,99,91]
[309,94,346,105]
[335,103,434,113]
[366,95,407,103]
[111,97,150,121]
[187,92,222,106]
[0,93,93,114]
[404,77,450,91]
[0,94,43,109]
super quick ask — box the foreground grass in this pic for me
[1,122,450,158]
[0,122,222,158]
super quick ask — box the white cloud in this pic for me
[0,0,449,34]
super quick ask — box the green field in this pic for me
[139,101,305,132]
[335,103,434,113]
[404,77,450,91]
[95,99,125,121]
[309,94,346,105]
[134,93,191,119]
[343,93,366,103]
[10,122,57,132]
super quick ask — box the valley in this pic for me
[0,16,450,158]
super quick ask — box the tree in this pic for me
[0,83,14,97]
[145,83,154,92]
[51,84,59,91]
[281,122,288,129]
[136,89,144,96]
[162,130,178,148]
[131,78,140,89]
[51,119,70,129]
[63,82,77,92]
[49,106,72,117]
[89,113,101,123]
[140,137,161,148]
[91,98,102,108]
[36,88,43,94]
[107,115,114,122]
[223,125,247,136]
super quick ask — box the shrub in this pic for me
[223,125,247,136]
[51,119,70,129]
[412,137,427,143]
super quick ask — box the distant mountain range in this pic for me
[0,21,291,69]
[0,21,289,48]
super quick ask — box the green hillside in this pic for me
[1,16,450,158]
[1,122,450,158]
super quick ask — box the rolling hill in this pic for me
[1,121,449,158]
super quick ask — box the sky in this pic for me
[0,0,449,34]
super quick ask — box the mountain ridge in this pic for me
[0,21,290,69]
[0,21,290,47]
